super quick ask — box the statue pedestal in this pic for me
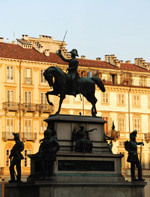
[5,115,146,197]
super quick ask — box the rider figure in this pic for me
[58,49,79,96]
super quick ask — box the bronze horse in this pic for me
[44,66,105,116]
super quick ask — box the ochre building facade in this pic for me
[0,35,150,190]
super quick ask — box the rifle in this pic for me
[140,133,143,164]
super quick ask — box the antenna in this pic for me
[13,32,15,41]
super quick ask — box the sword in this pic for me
[60,30,67,50]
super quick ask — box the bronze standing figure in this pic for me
[37,129,60,179]
[9,133,24,183]
[125,130,144,181]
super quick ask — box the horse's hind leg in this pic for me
[86,94,97,116]
[92,102,97,116]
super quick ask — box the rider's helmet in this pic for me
[69,49,79,57]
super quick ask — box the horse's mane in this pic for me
[44,66,65,76]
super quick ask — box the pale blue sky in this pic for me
[1,0,150,62]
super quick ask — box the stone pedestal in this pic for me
[5,115,146,197]
[5,181,146,197]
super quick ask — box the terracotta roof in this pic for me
[0,42,149,73]
[120,63,149,72]
[0,42,65,64]
[78,59,119,70]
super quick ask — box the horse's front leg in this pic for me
[46,91,57,106]
[55,93,65,115]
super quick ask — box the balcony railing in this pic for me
[3,102,19,111]
[2,102,54,114]
[25,77,32,85]
[38,104,54,113]
[21,132,37,142]
[22,103,38,112]
[2,132,14,141]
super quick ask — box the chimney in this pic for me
[39,35,53,41]
[35,43,43,53]
[44,49,50,56]
[105,55,110,63]
[109,54,116,65]
[134,58,148,70]
[125,60,131,64]
[96,57,101,61]
[81,55,86,59]
[22,34,28,40]
[0,37,4,43]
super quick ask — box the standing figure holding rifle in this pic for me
[9,133,24,183]
[125,130,144,181]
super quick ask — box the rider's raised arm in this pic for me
[58,50,70,62]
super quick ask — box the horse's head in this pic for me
[43,68,54,88]
[44,66,66,90]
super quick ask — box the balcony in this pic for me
[25,77,32,85]
[21,132,37,142]
[2,132,14,141]
[38,104,54,114]
[3,102,19,111]
[22,103,38,112]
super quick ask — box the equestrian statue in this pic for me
[44,49,105,116]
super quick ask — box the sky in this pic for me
[1,0,150,63]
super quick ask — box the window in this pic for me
[102,92,109,104]
[118,117,125,132]
[40,120,47,133]
[133,95,140,107]
[24,119,32,133]
[24,149,31,167]
[148,95,150,108]
[140,77,147,87]
[133,118,140,132]
[25,91,32,104]
[111,74,117,84]
[7,90,14,103]
[118,94,125,105]
[6,118,14,133]
[6,149,11,167]
[7,66,14,82]
[41,69,46,84]
[41,92,47,105]
[25,68,32,84]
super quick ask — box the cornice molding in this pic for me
[0,57,57,66]
[106,85,150,94]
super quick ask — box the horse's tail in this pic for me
[91,76,105,92]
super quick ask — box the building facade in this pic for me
[0,35,150,190]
